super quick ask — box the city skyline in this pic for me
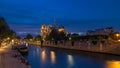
[0,0,120,36]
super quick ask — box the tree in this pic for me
[0,17,16,39]
[16,36,22,39]
[45,35,52,41]
[34,35,41,41]
[71,33,80,41]
[49,29,67,41]
[49,29,58,40]
[25,34,33,40]
[58,31,67,40]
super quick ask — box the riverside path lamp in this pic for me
[116,34,120,40]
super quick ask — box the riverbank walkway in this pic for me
[44,41,120,55]
[0,45,30,68]
[29,40,120,56]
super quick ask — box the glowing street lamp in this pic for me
[116,34,119,37]
[115,33,120,40]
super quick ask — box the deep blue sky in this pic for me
[0,0,120,36]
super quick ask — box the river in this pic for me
[24,45,120,68]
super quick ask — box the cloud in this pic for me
[17,31,40,37]
[0,0,55,25]
[0,0,120,37]
[9,24,40,32]
[17,31,39,35]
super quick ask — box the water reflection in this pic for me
[106,61,120,68]
[50,51,56,64]
[41,50,46,62]
[36,47,39,53]
[24,45,120,68]
[67,55,74,67]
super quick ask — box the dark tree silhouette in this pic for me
[25,34,33,40]
[0,17,16,39]
[49,29,58,40]
[34,35,41,41]
[49,28,67,41]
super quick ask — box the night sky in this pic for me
[0,0,120,36]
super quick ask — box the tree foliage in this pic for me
[16,36,22,39]
[0,17,16,39]
[49,29,67,41]
[45,35,52,41]
[71,33,80,41]
[34,35,41,41]
[25,34,33,40]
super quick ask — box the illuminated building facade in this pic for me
[57,26,66,33]
[47,25,52,34]
[40,18,66,40]
[41,24,47,41]
[41,24,52,40]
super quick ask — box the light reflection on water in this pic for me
[24,45,120,68]
[41,50,56,64]
[41,50,46,62]
[50,51,56,64]
[67,55,74,66]
[106,61,120,68]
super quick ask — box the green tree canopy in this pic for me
[25,34,33,40]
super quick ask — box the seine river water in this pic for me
[24,45,120,68]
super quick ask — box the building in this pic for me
[57,26,66,33]
[41,24,47,41]
[40,18,66,40]
[47,25,52,34]
[86,27,115,36]
[41,24,53,41]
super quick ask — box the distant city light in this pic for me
[71,32,85,35]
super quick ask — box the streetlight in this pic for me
[116,34,119,37]
[116,33,120,40]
